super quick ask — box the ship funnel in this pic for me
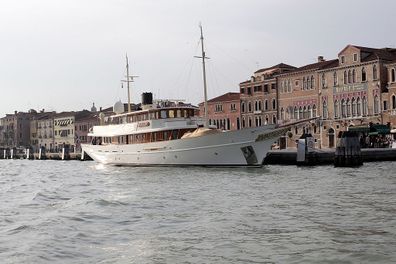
[141,92,153,110]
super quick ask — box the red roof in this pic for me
[254,63,296,74]
[202,92,240,104]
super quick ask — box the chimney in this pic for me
[318,56,325,62]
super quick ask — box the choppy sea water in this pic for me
[0,160,395,264]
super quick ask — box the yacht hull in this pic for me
[82,125,287,167]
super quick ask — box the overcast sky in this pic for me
[1,0,395,115]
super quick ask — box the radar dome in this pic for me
[113,100,124,114]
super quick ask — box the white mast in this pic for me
[122,54,138,113]
[195,24,209,128]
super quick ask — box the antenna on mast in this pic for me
[121,54,139,113]
[194,23,210,128]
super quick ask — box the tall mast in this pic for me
[122,54,138,113]
[197,24,209,128]
[126,55,131,113]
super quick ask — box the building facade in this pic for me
[383,61,396,126]
[0,111,33,148]
[199,92,240,130]
[278,45,396,148]
[30,112,56,152]
[240,63,296,129]
[53,112,76,152]
[75,111,99,152]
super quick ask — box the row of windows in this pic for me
[240,84,276,94]
[334,97,370,118]
[321,65,378,88]
[212,103,237,113]
[99,129,194,145]
[279,96,382,121]
[241,99,276,113]
[241,115,276,128]
[280,105,318,120]
[209,119,232,130]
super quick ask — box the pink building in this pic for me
[199,92,241,130]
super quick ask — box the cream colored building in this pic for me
[54,112,76,152]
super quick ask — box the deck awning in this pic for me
[348,126,370,133]
[370,124,390,135]
[348,124,390,135]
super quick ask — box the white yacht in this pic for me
[82,26,290,167]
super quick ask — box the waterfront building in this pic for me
[239,63,296,130]
[278,45,396,148]
[53,112,77,152]
[75,111,99,152]
[0,118,4,147]
[199,92,241,130]
[383,61,396,127]
[30,111,56,152]
[0,111,33,148]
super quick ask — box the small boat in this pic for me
[82,26,290,167]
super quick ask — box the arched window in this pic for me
[294,106,298,119]
[265,115,269,124]
[311,76,314,89]
[373,64,378,80]
[334,100,339,118]
[322,101,328,119]
[272,115,276,124]
[312,104,317,117]
[362,67,367,82]
[272,99,276,110]
[352,69,356,83]
[341,99,346,117]
[321,73,325,88]
[346,98,351,117]
[374,95,380,114]
[307,105,312,118]
[352,98,357,117]
[264,100,268,111]
[303,106,307,119]
[248,102,252,112]
[344,71,347,84]
[392,68,396,82]
[333,72,338,86]
[362,96,368,116]
[288,80,291,92]
[357,97,361,116]
[248,117,252,127]
[280,107,285,120]
[241,102,245,113]
[242,118,246,128]
[254,101,258,111]
[392,95,396,109]
[348,70,352,83]
[303,77,306,90]
[299,107,303,120]
[307,77,311,90]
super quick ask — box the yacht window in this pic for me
[169,110,175,118]
[161,110,167,119]
[177,110,182,118]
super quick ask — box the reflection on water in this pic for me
[0,160,396,263]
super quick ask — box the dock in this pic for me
[264,148,396,165]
